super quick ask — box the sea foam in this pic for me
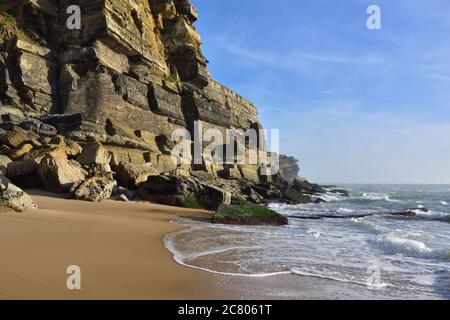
[371,233,450,260]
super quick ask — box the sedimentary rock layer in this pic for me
[0,0,282,184]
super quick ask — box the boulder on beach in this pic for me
[115,162,160,188]
[0,176,38,212]
[74,175,117,202]
[38,154,87,193]
[77,141,111,166]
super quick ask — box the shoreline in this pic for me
[0,191,233,300]
[0,191,443,300]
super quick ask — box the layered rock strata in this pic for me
[0,0,265,178]
[0,1,323,213]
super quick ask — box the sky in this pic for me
[190,0,450,184]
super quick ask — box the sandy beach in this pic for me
[1,191,439,300]
[0,191,232,300]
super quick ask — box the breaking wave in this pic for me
[371,233,450,260]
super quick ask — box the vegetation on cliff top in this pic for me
[213,203,288,226]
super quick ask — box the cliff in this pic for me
[0,1,319,213]
[1,2,256,141]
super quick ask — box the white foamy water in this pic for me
[164,185,450,299]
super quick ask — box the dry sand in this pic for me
[0,191,233,300]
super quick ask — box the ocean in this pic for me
[164,185,450,299]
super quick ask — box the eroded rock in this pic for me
[138,175,231,210]
[74,176,117,202]
[38,154,87,193]
[116,162,160,188]
[0,176,38,212]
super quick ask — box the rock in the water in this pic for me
[213,203,288,226]
[329,189,351,197]
[315,197,327,204]
[138,175,231,210]
[0,177,38,212]
[290,178,326,194]
[284,190,312,204]
[115,162,160,188]
[38,155,87,193]
[74,176,117,202]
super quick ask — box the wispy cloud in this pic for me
[215,37,393,74]
[427,74,450,82]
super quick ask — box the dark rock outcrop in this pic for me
[138,175,231,210]
[213,203,288,226]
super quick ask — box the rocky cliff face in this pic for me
[0,1,321,212]
[278,155,300,182]
[0,0,265,178]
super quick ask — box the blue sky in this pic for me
[190,0,450,184]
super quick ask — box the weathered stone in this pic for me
[0,126,39,148]
[64,140,83,157]
[116,162,160,188]
[157,153,178,173]
[38,155,87,193]
[220,165,242,180]
[77,141,111,166]
[39,114,83,133]
[0,155,12,175]
[29,139,42,148]
[19,118,58,136]
[0,177,38,212]
[106,146,147,167]
[74,176,117,202]
[22,146,66,164]
[10,143,33,160]
[183,95,231,128]
[43,136,82,157]
[0,144,12,155]
[242,187,265,204]
[138,175,231,210]
[113,74,149,110]
[290,178,326,195]
[149,83,184,121]
[6,160,38,179]
[238,165,260,184]
[0,0,310,205]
